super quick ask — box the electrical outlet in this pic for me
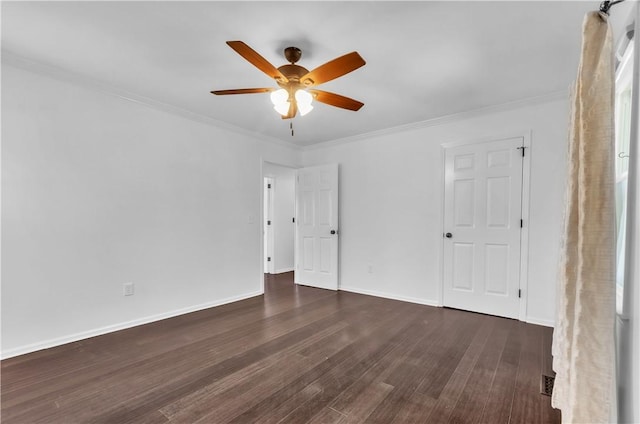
[123,282,134,296]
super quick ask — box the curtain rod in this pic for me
[599,0,625,15]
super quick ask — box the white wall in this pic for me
[0,61,570,358]
[0,64,299,358]
[263,163,296,273]
[301,97,569,325]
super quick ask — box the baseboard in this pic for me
[275,267,294,274]
[339,285,555,326]
[526,316,555,328]
[1,290,263,360]
[339,285,440,307]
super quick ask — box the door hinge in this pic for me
[267,257,271,262]
[517,146,526,157]
[520,219,523,228]
[518,289,522,298]
[292,217,295,223]
[267,183,271,189]
[267,220,271,226]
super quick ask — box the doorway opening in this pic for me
[262,162,296,282]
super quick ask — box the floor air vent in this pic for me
[541,374,555,396]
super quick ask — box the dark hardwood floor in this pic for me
[1,272,560,423]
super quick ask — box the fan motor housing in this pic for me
[276,64,309,88]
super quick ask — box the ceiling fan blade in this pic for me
[211,88,274,95]
[226,41,288,83]
[300,52,365,87]
[309,90,364,111]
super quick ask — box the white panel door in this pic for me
[295,164,339,290]
[443,138,523,319]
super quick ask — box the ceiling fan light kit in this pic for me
[211,41,366,125]
[294,90,314,116]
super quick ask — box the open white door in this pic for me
[443,137,524,319]
[295,164,339,290]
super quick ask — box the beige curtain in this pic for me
[552,10,617,424]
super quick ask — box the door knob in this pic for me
[330,230,336,235]
[445,232,453,238]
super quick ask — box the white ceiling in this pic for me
[2,1,596,146]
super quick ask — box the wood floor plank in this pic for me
[423,370,471,423]
[1,292,270,393]
[95,303,371,424]
[510,324,545,424]
[1,274,560,424]
[255,383,324,424]
[2,286,340,411]
[224,311,424,423]
[478,321,521,423]
[362,311,475,423]
[6,294,363,423]
[340,382,394,423]
[365,359,431,422]
[159,324,346,422]
[541,325,555,377]
[307,407,347,424]
[415,311,481,399]
[162,353,319,422]
[329,308,443,415]
[451,315,498,377]
[446,318,512,424]
[389,391,437,424]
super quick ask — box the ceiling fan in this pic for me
[211,41,366,119]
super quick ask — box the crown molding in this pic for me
[301,89,568,152]
[2,50,568,153]
[1,50,301,151]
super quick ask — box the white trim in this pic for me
[303,91,568,151]
[1,51,299,151]
[437,146,446,307]
[294,170,299,280]
[439,131,532,322]
[339,285,440,307]
[275,267,294,274]
[439,129,531,149]
[519,131,533,322]
[0,290,263,360]
[261,159,301,289]
[3,51,568,153]
[264,177,275,275]
[526,316,555,328]
[259,158,266,294]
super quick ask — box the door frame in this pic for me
[260,159,299,293]
[438,130,532,322]
[264,176,275,275]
